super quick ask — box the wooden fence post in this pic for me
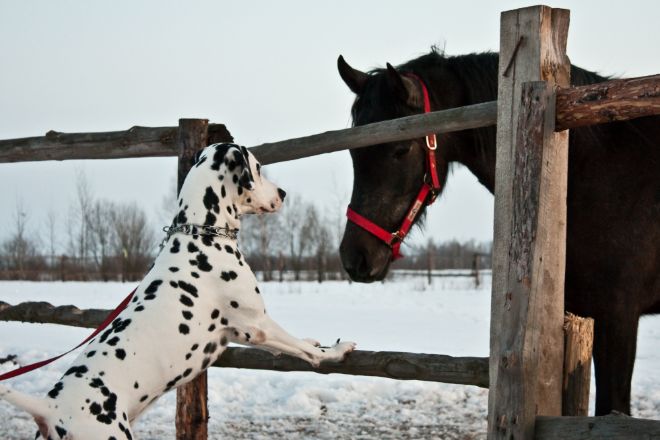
[563,313,594,416]
[174,119,233,440]
[175,118,209,440]
[489,6,570,439]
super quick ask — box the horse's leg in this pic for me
[593,313,639,415]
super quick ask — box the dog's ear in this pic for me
[236,146,255,191]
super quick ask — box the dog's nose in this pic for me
[277,188,286,200]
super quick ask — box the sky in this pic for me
[0,0,659,251]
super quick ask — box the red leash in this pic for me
[0,287,137,382]
[346,72,442,260]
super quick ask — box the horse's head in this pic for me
[337,55,461,282]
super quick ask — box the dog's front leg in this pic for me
[226,316,355,368]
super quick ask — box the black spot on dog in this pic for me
[221,271,238,281]
[140,395,149,402]
[170,281,178,288]
[187,242,199,253]
[205,212,217,226]
[55,426,67,438]
[211,309,220,319]
[90,378,104,388]
[185,353,192,360]
[179,323,190,335]
[203,186,220,211]
[211,144,232,170]
[107,337,120,346]
[48,382,63,399]
[232,174,239,184]
[202,235,214,247]
[134,305,144,312]
[170,239,181,253]
[220,317,228,325]
[245,333,251,341]
[224,245,234,253]
[226,205,232,215]
[90,402,102,415]
[194,253,213,272]
[182,310,193,320]
[201,358,211,370]
[221,185,226,198]
[191,272,200,278]
[169,267,179,272]
[255,287,260,294]
[87,350,96,358]
[179,295,194,307]
[178,280,198,297]
[183,368,193,377]
[203,342,217,354]
[177,209,188,225]
[230,301,239,309]
[65,365,88,378]
[115,349,126,360]
[191,343,199,351]
[208,324,216,332]
[145,280,162,295]
[134,382,139,389]
[220,336,228,346]
[195,155,207,168]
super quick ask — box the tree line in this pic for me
[0,174,491,282]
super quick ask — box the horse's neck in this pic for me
[426,58,498,194]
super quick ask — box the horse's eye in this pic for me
[393,145,412,159]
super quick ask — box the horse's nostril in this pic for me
[277,188,286,200]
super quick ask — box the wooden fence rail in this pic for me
[1,75,657,166]
[0,300,489,388]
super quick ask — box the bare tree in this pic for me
[66,170,94,278]
[87,200,114,281]
[110,202,156,282]
[1,200,40,279]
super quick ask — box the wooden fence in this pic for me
[1,5,659,439]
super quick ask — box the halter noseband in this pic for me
[346,73,442,260]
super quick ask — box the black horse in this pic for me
[337,50,660,416]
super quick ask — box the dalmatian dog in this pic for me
[0,143,356,440]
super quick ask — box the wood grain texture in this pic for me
[248,101,497,165]
[556,74,660,130]
[175,119,211,440]
[536,414,660,439]
[489,6,570,439]
[0,124,232,163]
[0,300,489,387]
[562,313,594,416]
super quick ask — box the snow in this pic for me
[0,276,658,439]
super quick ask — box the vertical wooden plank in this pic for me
[563,313,594,416]
[175,118,210,440]
[489,6,571,439]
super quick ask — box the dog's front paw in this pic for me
[303,338,321,347]
[325,340,356,363]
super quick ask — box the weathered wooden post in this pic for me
[175,118,210,440]
[174,118,233,439]
[562,313,594,416]
[488,6,570,439]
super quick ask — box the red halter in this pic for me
[346,73,442,260]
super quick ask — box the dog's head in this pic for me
[192,143,285,217]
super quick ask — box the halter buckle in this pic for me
[426,134,437,151]
[391,231,404,245]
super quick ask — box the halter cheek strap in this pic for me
[346,73,442,261]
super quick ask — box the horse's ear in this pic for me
[385,63,421,108]
[338,55,368,95]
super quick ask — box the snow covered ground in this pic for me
[0,276,658,439]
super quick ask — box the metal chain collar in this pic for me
[160,224,239,250]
